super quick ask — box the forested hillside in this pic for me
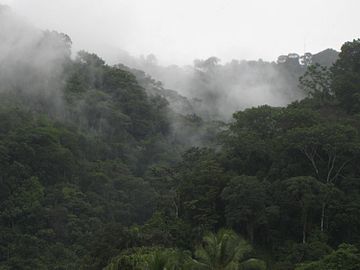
[1,5,360,270]
[114,48,338,121]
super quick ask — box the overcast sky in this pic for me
[1,0,359,65]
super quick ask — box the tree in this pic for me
[177,148,226,231]
[194,57,221,72]
[285,123,360,231]
[283,176,324,244]
[332,39,360,113]
[82,224,133,270]
[295,244,360,270]
[0,176,44,229]
[221,106,281,176]
[221,176,267,244]
[299,63,333,105]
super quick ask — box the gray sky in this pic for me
[2,0,359,65]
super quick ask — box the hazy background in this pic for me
[0,0,354,121]
[1,0,359,65]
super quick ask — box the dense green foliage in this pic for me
[104,229,264,270]
[295,244,360,270]
[0,49,177,268]
[1,25,360,270]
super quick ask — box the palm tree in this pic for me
[145,249,194,270]
[145,251,170,270]
[191,229,266,270]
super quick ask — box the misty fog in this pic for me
[0,6,71,115]
[0,2,340,122]
[113,53,308,120]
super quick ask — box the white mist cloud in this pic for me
[3,0,360,65]
[0,1,354,121]
[0,6,71,114]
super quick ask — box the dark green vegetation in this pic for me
[1,15,360,270]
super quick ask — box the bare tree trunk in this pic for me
[321,202,325,232]
[173,199,179,218]
[302,212,307,244]
[247,222,255,244]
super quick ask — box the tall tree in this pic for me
[299,63,333,105]
[285,123,360,231]
[283,176,324,243]
[295,244,360,270]
[177,148,226,231]
[332,39,360,113]
[221,176,267,244]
